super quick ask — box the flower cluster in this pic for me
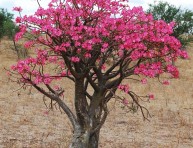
[71,57,80,63]
[134,62,163,78]
[13,7,22,12]
[11,0,187,96]
[118,84,129,93]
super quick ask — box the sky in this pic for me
[0,0,193,18]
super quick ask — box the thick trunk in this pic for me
[88,130,100,148]
[69,128,100,148]
[75,78,89,128]
[72,78,105,148]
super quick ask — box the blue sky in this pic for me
[0,0,193,18]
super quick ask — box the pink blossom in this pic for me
[14,32,24,41]
[166,65,179,78]
[180,50,189,59]
[43,74,52,84]
[149,94,154,100]
[101,64,106,71]
[48,56,58,63]
[141,78,147,84]
[54,85,60,91]
[24,41,34,49]
[71,57,80,63]
[34,75,43,84]
[122,98,129,105]
[43,110,49,115]
[162,80,170,85]
[60,71,67,76]
[84,53,91,58]
[102,43,109,48]
[6,71,11,76]
[15,17,22,23]
[101,48,107,53]
[13,7,22,12]
[118,84,129,93]
[118,50,124,57]
[77,48,81,53]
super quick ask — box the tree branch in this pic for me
[32,83,78,129]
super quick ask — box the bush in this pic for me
[147,1,193,47]
[0,8,18,39]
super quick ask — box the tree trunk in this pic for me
[69,128,100,148]
[71,78,104,148]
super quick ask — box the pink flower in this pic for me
[162,80,170,85]
[101,64,106,71]
[13,7,22,12]
[15,17,21,23]
[71,57,80,63]
[122,98,129,105]
[102,43,109,48]
[43,110,49,115]
[166,65,179,78]
[141,78,147,84]
[54,85,60,91]
[6,71,11,76]
[77,48,81,53]
[43,77,52,84]
[84,53,91,58]
[118,50,124,57]
[60,71,67,76]
[118,84,129,93]
[101,48,107,53]
[11,65,16,70]
[180,50,188,59]
[24,41,34,49]
[149,94,154,100]
[14,32,24,41]
[34,75,43,84]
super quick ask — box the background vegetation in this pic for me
[0,8,18,39]
[147,1,193,48]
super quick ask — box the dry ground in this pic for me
[0,40,193,148]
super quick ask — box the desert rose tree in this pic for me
[10,0,188,147]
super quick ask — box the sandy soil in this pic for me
[0,40,193,148]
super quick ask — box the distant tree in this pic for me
[0,9,6,38]
[0,8,18,39]
[147,1,193,47]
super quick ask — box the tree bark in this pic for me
[69,127,100,148]
[71,78,105,148]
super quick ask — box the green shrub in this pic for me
[0,8,18,39]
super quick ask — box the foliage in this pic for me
[147,1,193,47]
[0,8,18,39]
[9,0,188,147]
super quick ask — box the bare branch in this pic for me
[32,83,78,129]
[128,92,151,121]
[86,73,100,92]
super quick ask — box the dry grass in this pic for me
[0,40,193,147]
